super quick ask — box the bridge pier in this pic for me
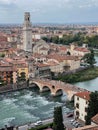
[51,92,56,96]
[39,87,43,92]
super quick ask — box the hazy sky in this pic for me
[0,0,98,24]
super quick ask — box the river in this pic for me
[74,55,98,91]
[0,88,70,128]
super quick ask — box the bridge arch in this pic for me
[55,89,63,96]
[41,86,51,92]
[31,81,43,92]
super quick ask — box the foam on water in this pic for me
[0,88,69,128]
[23,104,37,110]
[40,99,49,105]
[23,112,36,119]
[3,98,18,105]
[20,91,33,100]
[0,117,15,126]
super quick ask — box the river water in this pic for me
[0,88,70,128]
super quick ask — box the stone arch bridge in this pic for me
[30,78,87,101]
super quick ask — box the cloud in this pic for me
[0,0,98,23]
[0,0,16,5]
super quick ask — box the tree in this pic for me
[53,106,64,130]
[19,72,26,81]
[52,36,59,44]
[82,49,96,67]
[0,53,5,57]
[86,91,98,125]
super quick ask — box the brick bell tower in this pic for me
[23,12,32,52]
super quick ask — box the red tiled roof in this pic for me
[40,47,48,50]
[75,91,90,100]
[46,61,59,66]
[36,63,50,67]
[47,54,78,62]
[58,46,67,51]
[92,114,98,125]
[74,47,90,52]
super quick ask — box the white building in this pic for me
[74,91,90,123]
[32,34,41,40]
[69,43,90,57]
[23,12,32,52]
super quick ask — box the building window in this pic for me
[76,111,80,119]
[76,103,79,109]
[85,107,88,113]
[77,97,79,100]
[86,101,88,104]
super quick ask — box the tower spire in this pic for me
[23,12,32,52]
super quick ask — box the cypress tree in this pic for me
[86,91,98,125]
[53,106,64,130]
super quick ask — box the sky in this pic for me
[0,0,98,24]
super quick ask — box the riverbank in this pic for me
[0,81,28,94]
[55,66,98,83]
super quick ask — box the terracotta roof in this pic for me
[36,63,50,68]
[58,46,67,51]
[74,47,90,52]
[75,91,90,101]
[0,67,14,72]
[47,54,79,62]
[92,114,98,125]
[46,61,59,66]
[40,47,49,50]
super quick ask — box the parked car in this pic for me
[34,120,43,126]
[70,119,75,124]
[72,121,78,126]
[76,123,83,128]
[73,122,83,128]
[74,123,80,128]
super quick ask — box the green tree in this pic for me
[53,106,64,130]
[86,91,98,125]
[52,36,59,44]
[0,53,5,57]
[82,49,96,67]
[20,72,26,81]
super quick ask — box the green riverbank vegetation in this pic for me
[55,67,98,83]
